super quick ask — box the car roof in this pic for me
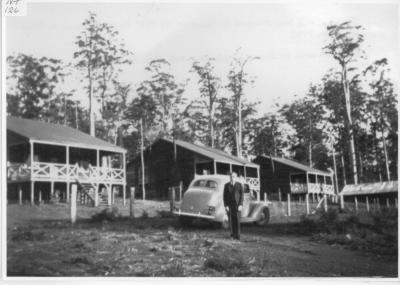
[192,174,230,184]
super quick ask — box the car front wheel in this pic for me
[256,208,270,226]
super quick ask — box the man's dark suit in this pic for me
[223,181,244,240]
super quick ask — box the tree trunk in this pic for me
[342,65,358,184]
[209,107,214,148]
[237,95,242,158]
[373,126,383,182]
[140,118,146,200]
[88,66,95,137]
[378,103,391,181]
[75,101,79,129]
[341,151,347,185]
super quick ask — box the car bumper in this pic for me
[173,209,216,220]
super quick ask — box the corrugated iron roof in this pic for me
[161,138,259,167]
[7,117,126,153]
[256,155,331,176]
[341,181,398,196]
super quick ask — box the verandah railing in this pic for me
[7,161,125,183]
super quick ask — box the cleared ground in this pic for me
[6,200,398,277]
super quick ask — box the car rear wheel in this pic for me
[178,216,192,227]
[256,208,270,226]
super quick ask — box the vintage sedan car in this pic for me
[173,175,270,227]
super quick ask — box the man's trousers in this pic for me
[228,206,240,240]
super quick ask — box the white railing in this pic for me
[245,177,260,191]
[308,183,335,194]
[7,162,31,181]
[12,162,126,183]
[290,183,308,194]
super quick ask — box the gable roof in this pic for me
[7,117,126,153]
[158,138,258,167]
[341,181,398,196]
[255,155,331,176]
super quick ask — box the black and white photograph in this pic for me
[2,0,399,280]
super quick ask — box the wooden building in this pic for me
[253,155,334,199]
[7,117,127,207]
[341,181,398,206]
[128,138,260,200]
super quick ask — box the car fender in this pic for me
[248,202,269,220]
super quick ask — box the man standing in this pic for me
[223,172,244,240]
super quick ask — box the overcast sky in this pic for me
[6,1,399,114]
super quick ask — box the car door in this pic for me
[241,183,251,217]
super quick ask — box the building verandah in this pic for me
[7,117,127,207]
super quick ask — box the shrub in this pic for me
[91,207,121,222]
[140,210,149,219]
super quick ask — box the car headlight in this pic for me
[207,206,216,215]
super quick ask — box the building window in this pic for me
[216,162,230,175]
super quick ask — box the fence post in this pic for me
[38,190,42,205]
[70,184,77,225]
[31,181,34,206]
[386,198,390,209]
[169,187,175,213]
[112,186,116,205]
[287,193,291,216]
[278,188,282,202]
[340,194,344,210]
[130,187,135,219]
[323,194,328,212]
[107,187,112,207]
[179,181,183,202]
[18,185,22,206]
[306,193,310,215]
[395,198,398,209]
[366,196,370,212]
[123,185,126,206]
[354,196,358,213]
[264,193,267,203]
[94,187,99,207]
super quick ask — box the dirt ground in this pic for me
[6,200,398,277]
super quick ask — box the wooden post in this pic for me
[130,187,135,218]
[112,186,116,204]
[323,194,328,212]
[395,198,398,209]
[30,181,34,206]
[386,198,390,209]
[94,186,98,207]
[340,194,344,210]
[179,181,183,202]
[169,187,175,213]
[38,190,42,204]
[354,196,358,213]
[123,185,126,206]
[66,182,70,203]
[278,188,282,202]
[377,197,380,211]
[70,184,77,225]
[18,185,22,206]
[107,187,111,207]
[264,193,267,203]
[366,196,370,212]
[287,193,291,216]
[51,181,54,196]
[306,194,310,215]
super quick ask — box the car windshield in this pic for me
[192,179,218,190]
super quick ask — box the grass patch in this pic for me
[204,254,252,276]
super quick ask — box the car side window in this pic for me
[192,180,218,190]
